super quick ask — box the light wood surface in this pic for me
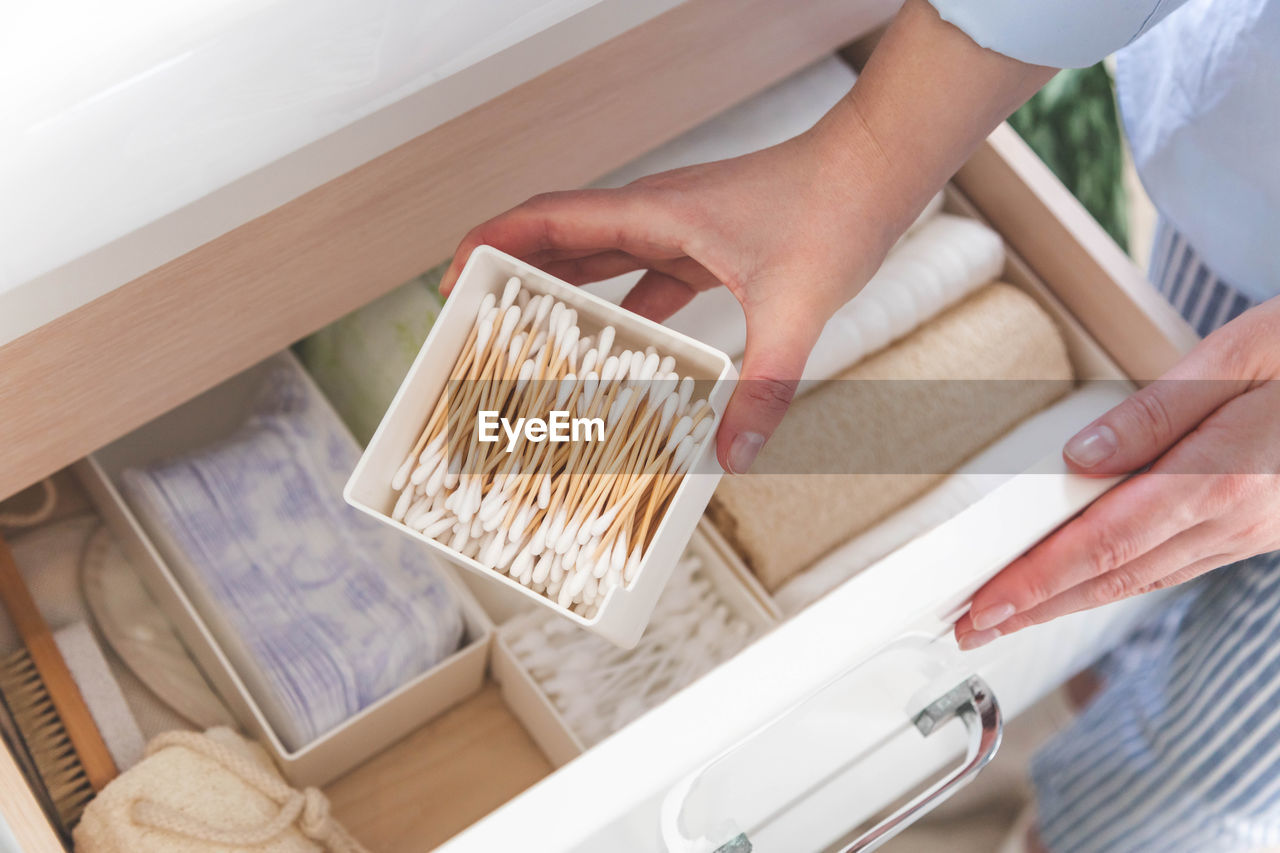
[955,125,1199,380]
[0,0,898,502]
[325,684,553,852]
[0,535,118,792]
[0,743,63,852]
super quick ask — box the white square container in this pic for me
[491,521,778,767]
[346,246,738,648]
[74,352,492,787]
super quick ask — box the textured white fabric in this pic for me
[774,383,1133,614]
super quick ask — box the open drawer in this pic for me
[0,89,1200,853]
[422,123,1197,852]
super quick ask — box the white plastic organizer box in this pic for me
[347,246,737,647]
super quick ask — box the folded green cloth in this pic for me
[297,264,445,445]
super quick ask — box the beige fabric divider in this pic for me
[708,283,1074,592]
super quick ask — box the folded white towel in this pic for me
[773,383,1133,614]
[123,360,464,751]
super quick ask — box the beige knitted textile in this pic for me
[709,284,1074,591]
[74,728,367,853]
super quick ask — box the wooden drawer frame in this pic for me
[0,2,1199,848]
[0,0,899,503]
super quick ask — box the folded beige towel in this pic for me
[74,728,366,853]
[709,284,1074,591]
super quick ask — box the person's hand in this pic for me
[440,132,905,474]
[439,0,1052,474]
[955,296,1280,649]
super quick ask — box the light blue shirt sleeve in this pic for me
[927,0,1191,67]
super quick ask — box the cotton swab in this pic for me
[386,277,716,617]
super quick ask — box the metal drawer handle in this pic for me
[713,675,1002,853]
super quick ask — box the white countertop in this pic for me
[0,0,682,347]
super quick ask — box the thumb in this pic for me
[1063,342,1252,475]
[716,300,825,475]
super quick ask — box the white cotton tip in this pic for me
[564,538,581,568]
[607,389,633,429]
[498,304,521,347]
[657,393,679,436]
[531,550,555,585]
[550,555,566,583]
[409,460,430,486]
[575,512,597,546]
[410,505,441,530]
[598,326,615,362]
[691,417,713,444]
[589,539,610,578]
[501,539,523,569]
[481,502,507,532]
[392,457,414,492]
[689,398,711,423]
[610,533,628,577]
[477,291,497,318]
[558,325,580,361]
[392,488,415,522]
[475,315,495,353]
[582,574,598,606]
[566,566,590,599]
[421,517,453,540]
[530,519,549,554]
[554,518,579,554]
[600,355,620,384]
[657,355,676,377]
[519,293,543,329]
[667,415,693,451]
[501,276,522,310]
[581,349,598,376]
[515,550,535,585]
[672,436,696,472]
[517,358,537,392]
[581,373,600,408]
[603,566,622,595]
[534,293,554,327]
[426,457,448,497]
[530,330,548,357]
[624,547,643,584]
[590,504,620,538]
[556,374,576,409]
[470,514,487,539]
[509,506,534,541]
[557,577,577,609]
[448,525,470,552]
[629,350,646,381]
[548,509,566,543]
[537,475,552,509]
[649,373,676,406]
[508,332,527,365]
[419,433,445,464]
[483,534,506,568]
[645,345,657,357]
[676,376,695,413]
[577,335,593,359]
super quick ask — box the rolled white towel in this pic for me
[773,382,1134,615]
[798,213,1005,386]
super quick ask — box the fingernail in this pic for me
[727,432,765,475]
[1065,424,1118,468]
[970,602,1015,631]
[959,628,1001,651]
